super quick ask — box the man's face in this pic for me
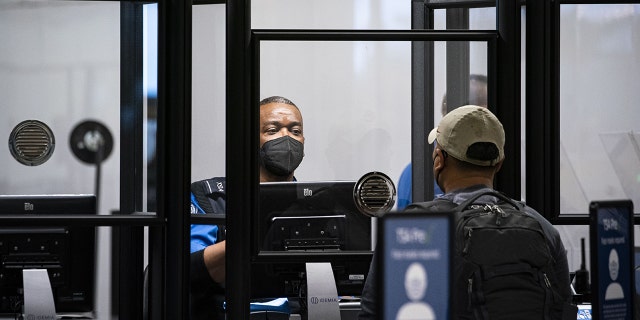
[259,102,304,147]
[469,78,488,108]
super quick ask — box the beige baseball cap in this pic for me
[427,105,505,166]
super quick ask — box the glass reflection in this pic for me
[559,4,640,214]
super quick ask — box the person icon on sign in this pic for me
[396,262,436,320]
[605,248,624,300]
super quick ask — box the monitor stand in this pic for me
[22,269,57,319]
[305,262,340,320]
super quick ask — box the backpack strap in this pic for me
[455,190,522,212]
[405,190,524,214]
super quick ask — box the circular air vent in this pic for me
[353,171,396,217]
[8,120,56,166]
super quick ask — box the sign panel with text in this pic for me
[589,200,635,320]
[378,212,452,320]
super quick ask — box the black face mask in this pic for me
[259,136,304,176]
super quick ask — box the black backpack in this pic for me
[406,190,567,320]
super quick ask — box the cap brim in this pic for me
[427,127,438,144]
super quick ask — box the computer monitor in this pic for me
[257,181,371,252]
[0,194,96,316]
[250,181,374,300]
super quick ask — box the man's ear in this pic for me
[433,149,445,171]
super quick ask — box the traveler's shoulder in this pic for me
[520,204,548,220]
[520,204,560,233]
[404,198,455,212]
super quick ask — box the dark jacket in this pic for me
[190,177,227,320]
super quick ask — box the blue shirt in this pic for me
[396,163,443,210]
[190,192,221,253]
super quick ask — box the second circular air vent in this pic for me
[354,171,396,217]
[8,120,56,166]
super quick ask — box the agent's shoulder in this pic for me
[191,177,227,195]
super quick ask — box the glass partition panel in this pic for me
[429,41,489,205]
[259,40,411,183]
[433,42,489,118]
[252,38,489,300]
[257,40,412,301]
[432,7,496,30]
[470,7,496,29]
[0,1,121,211]
[145,3,159,212]
[192,4,226,183]
[251,0,410,30]
[559,4,640,214]
[257,38,489,206]
[0,1,158,318]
